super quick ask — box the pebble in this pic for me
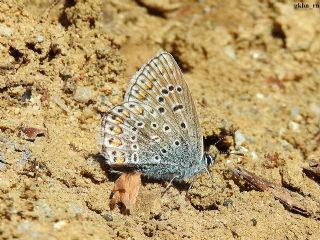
[255,93,265,99]
[251,51,263,60]
[53,220,66,230]
[82,107,95,119]
[0,24,12,37]
[74,86,93,103]
[224,45,236,60]
[291,107,300,118]
[309,103,320,116]
[36,35,44,43]
[289,121,300,132]
[234,130,246,146]
[251,151,258,161]
[102,214,113,221]
[52,95,69,112]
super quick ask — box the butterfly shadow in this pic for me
[87,153,191,192]
[87,153,122,182]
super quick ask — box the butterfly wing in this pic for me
[101,51,203,180]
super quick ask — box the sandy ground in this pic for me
[0,0,320,239]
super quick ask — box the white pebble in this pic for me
[234,130,246,146]
[251,151,258,161]
[289,121,300,132]
[226,159,232,165]
[256,93,265,99]
[224,45,236,60]
[36,35,44,43]
[0,24,12,37]
[52,95,69,112]
[278,128,286,137]
[291,107,300,118]
[53,220,66,230]
[309,103,320,116]
[74,87,93,103]
[237,146,248,154]
[252,51,261,59]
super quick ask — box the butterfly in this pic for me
[101,51,214,181]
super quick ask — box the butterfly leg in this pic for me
[161,176,178,197]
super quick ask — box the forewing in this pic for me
[101,51,203,177]
[124,51,203,160]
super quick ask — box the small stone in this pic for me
[52,95,69,112]
[223,199,233,206]
[0,24,12,37]
[102,214,113,221]
[310,103,320,116]
[237,146,248,154]
[36,35,44,43]
[53,220,66,230]
[14,108,20,114]
[100,85,113,95]
[234,131,246,146]
[251,51,263,60]
[224,45,236,59]
[255,93,265,99]
[251,218,257,226]
[82,107,95,119]
[74,86,93,103]
[291,107,300,118]
[289,121,300,132]
[278,128,286,137]
[251,151,258,161]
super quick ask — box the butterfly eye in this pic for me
[180,122,186,129]
[204,153,215,166]
[176,86,182,92]
[174,140,180,146]
[168,85,174,91]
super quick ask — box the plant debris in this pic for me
[303,160,320,182]
[18,127,46,141]
[229,166,320,220]
[109,172,142,214]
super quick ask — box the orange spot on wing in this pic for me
[144,80,153,90]
[136,91,147,101]
[115,116,124,124]
[134,106,144,115]
[110,138,122,147]
[122,110,130,118]
[115,156,125,163]
[113,126,123,135]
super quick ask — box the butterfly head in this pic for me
[203,152,215,167]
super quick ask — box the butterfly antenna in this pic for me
[205,167,215,189]
[219,150,244,156]
[213,136,226,147]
